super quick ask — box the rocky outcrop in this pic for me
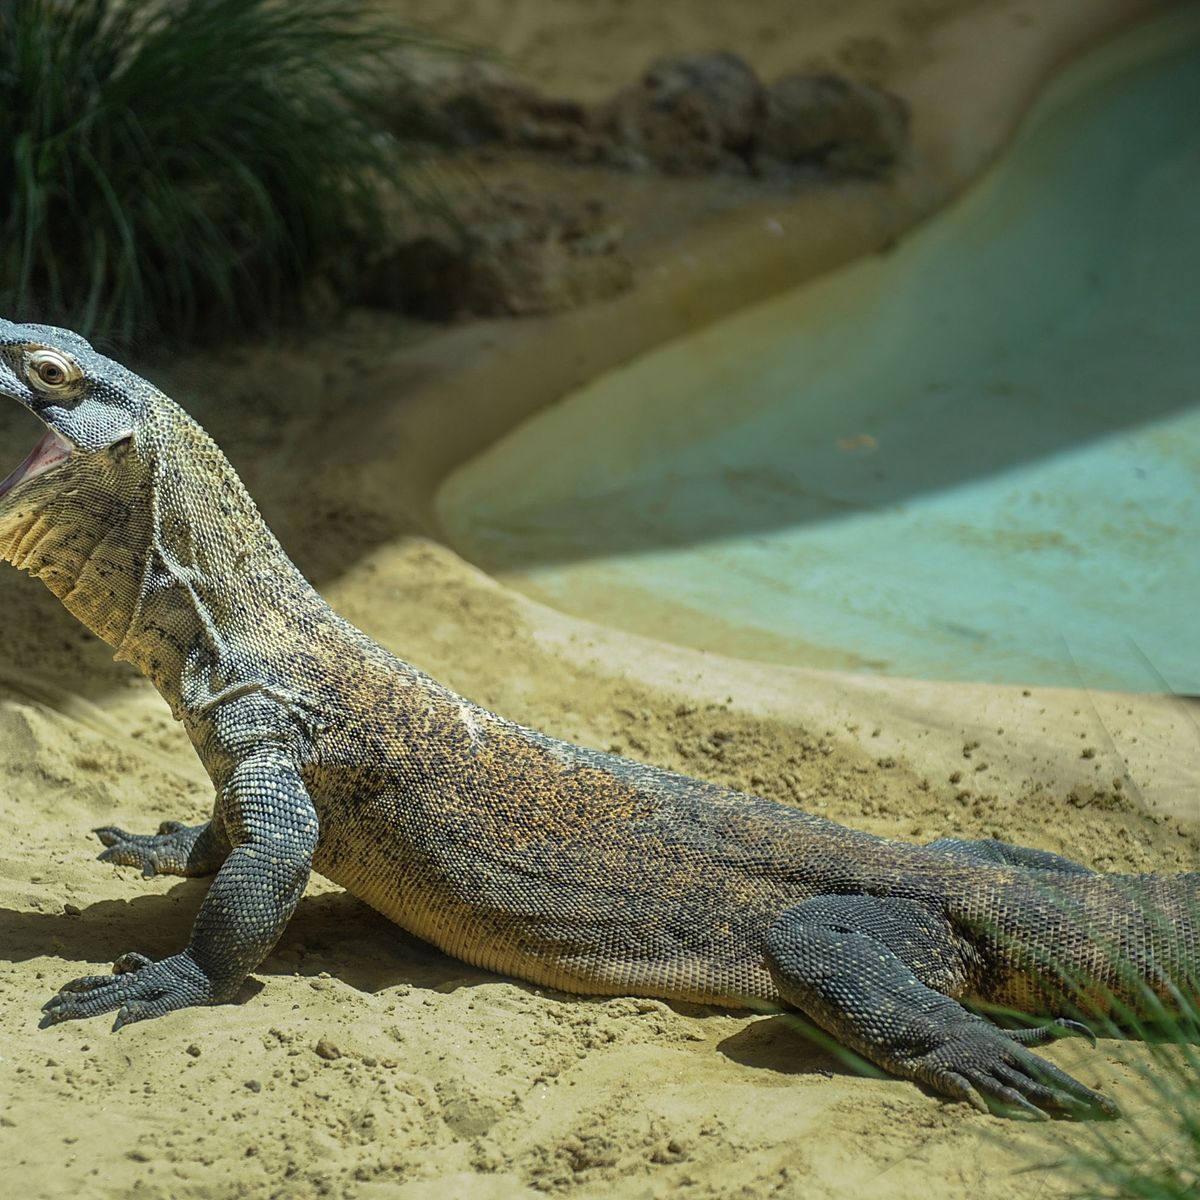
[593,52,766,174]
[360,183,631,320]
[365,51,909,322]
[387,51,909,178]
[759,72,910,176]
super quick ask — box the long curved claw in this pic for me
[94,826,163,877]
[925,1032,1121,1120]
[90,822,224,879]
[93,825,133,847]
[1005,1018,1098,1049]
[97,842,161,877]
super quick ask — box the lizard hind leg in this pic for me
[762,894,1119,1119]
[925,836,1095,876]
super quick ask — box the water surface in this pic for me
[439,12,1200,692]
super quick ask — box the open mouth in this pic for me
[0,423,73,501]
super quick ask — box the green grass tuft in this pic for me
[0,0,440,345]
[1062,1000,1200,1199]
[1023,885,1200,1199]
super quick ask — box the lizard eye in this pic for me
[28,349,77,391]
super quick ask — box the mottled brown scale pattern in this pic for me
[0,319,1196,1119]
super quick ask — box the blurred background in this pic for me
[2,0,1196,695]
[2,0,1196,694]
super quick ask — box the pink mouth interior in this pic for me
[0,426,73,499]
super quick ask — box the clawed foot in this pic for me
[40,951,214,1030]
[94,821,223,878]
[917,1017,1119,1120]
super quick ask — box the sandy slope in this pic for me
[1,1,1196,1197]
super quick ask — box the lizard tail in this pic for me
[967,869,1200,1025]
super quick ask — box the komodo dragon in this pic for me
[1,319,1196,1120]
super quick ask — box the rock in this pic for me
[314,1035,342,1061]
[443,78,591,152]
[641,52,765,152]
[593,51,764,174]
[385,58,600,159]
[759,73,910,175]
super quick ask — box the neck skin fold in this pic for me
[0,398,312,723]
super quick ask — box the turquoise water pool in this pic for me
[437,11,1200,693]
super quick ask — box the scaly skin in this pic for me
[1,319,1196,1120]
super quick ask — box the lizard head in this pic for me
[0,316,278,660]
[0,317,147,529]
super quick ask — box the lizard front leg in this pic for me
[763,895,1119,1119]
[41,746,318,1030]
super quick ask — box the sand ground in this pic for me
[1,1,1197,1197]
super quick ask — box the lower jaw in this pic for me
[0,427,73,500]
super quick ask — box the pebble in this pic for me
[314,1036,342,1061]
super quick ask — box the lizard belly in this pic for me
[311,798,782,1007]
